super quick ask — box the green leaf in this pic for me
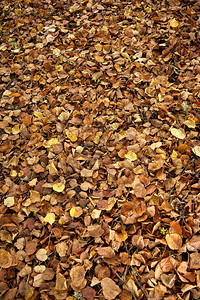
[41,162,46,168]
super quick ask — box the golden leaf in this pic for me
[66,129,78,142]
[170,18,180,28]
[44,213,55,225]
[37,23,44,31]
[43,138,59,148]
[70,206,83,218]
[125,151,137,161]
[53,181,65,193]
[95,43,102,52]
[184,118,196,128]
[12,124,20,134]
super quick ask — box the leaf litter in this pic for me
[0,0,200,299]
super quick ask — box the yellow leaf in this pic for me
[10,169,17,177]
[15,9,22,16]
[55,65,63,72]
[53,181,65,193]
[170,18,180,28]
[66,129,78,142]
[34,111,43,119]
[166,233,182,250]
[170,128,186,139]
[95,43,102,52]
[70,206,83,218]
[43,138,59,148]
[34,74,40,81]
[4,196,15,208]
[192,146,200,157]
[37,23,44,32]
[12,124,20,134]
[184,118,196,128]
[44,212,55,225]
[171,150,178,160]
[125,151,137,161]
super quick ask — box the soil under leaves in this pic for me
[0,0,200,299]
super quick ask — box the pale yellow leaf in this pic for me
[171,150,178,160]
[34,111,43,119]
[44,213,55,225]
[4,196,15,208]
[170,128,186,139]
[125,151,137,161]
[192,146,200,157]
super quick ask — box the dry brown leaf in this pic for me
[36,249,48,261]
[101,277,121,300]
[70,265,87,291]
[96,247,115,258]
[0,249,13,268]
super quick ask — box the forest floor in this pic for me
[0,0,200,299]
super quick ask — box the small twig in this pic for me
[100,257,137,300]
[119,218,148,300]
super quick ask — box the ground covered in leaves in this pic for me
[0,0,200,299]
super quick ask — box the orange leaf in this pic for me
[166,233,182,250]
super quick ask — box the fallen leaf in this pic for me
[96,247,115,258]
[36,249,48,261]
[66,129,78,142]
[4,196,15,207]
[166,233,182,250]
[53,181,65,192]
[70,206,83,218]
[43,138,59,148]
[170,128,186,139]
[192,145,200,157]
[70,265,87,291]
[44,212,56,225]
[101,277,121,300]
[124,151,137,161]
[170,18,180,28]
[0,249,12,268]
